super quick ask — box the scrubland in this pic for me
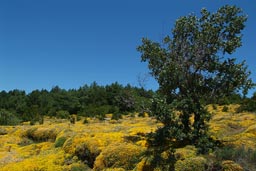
[0,104,256,171]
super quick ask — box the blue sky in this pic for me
[0,0,255,95]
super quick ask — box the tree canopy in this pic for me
[138,5,254,157]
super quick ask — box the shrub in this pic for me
[56,110,70,119]
[222,106,229,112]
[24,127,58,142]
[83,118,89,124]
[55,137,67,148]
[70,162,90,171]
[76,115,82,121]
[215,145,256,170]
[221,160,243,171]
[174,156,207,171]
[94,143,145,170]
[0,109,20,125]
[138,112,146,117]
[174,146,197,160]
[63,137,74,154]
[74,142,101,168]
[55,129,74,149]
[212,104,218,110]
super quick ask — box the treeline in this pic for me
[1,81,256,126]
[0,82,154,125]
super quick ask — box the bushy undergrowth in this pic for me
[23,127,58,142]
[175,156,207,171]
[0,107,256,171]
[0,109,20,125]
[94,142,145,170]
[215,145,256,170]
[74,141,101,168]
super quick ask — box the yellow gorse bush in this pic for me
[0,107,255,170]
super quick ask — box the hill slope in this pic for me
[0,105,255,170]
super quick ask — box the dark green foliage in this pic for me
[108,106,119,114]
[115,90,136,112]
[0,82,154,123]
[138,5,254,160]
[237,97,256,113]
[138,111,146,117]
[76,115,81,121]
[83,118,89,124]
[55,137,67,148]
[96,114,105,121]
[0,90,27,115]
[56,110,70,119]
[0,109,20,125]
[222,106,229,112]
[143,145,176,171]
[70,162,90,171]
[143,96,178,170]
[111,112,122,120]
[217,93,242,105]
[38,115,44,125]
[79,105,111,117]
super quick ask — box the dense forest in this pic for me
[0,82,154,125]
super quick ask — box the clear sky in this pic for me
[0,0,255,95]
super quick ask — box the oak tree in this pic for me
[138,5,254,154]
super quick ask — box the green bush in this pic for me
[175,156,207,171]
[70,162,90,171]
[76,115,82,121]
[56,110,70,119]
[55,137,67,148]
[222,106,229,112]
[0,109,20,125]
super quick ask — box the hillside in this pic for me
[0,105,256,171]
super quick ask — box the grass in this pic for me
[0,105,255,170]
